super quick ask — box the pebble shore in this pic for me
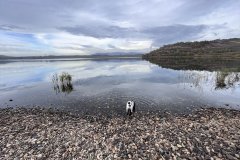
[0,107,240,159]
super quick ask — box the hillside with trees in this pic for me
[142,38,240,71]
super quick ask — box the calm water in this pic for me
[0,58,240,115]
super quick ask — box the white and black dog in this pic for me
[126,101,135,115]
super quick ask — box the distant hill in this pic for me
[142,38,240,71]
[93,52,143,56]
[0,54,142,60]
[0,55,11,59]
[143,38,240,59]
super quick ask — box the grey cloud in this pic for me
[1,0,237,32]
[60,24,208,46]
[0,0,129,32]
[172,0,231,20]
[0,24,24,31]
[54,46,84,51]
[59,25,139,38]
[143,25,208,45]
[107,44,118,49]
[81,45,94,48]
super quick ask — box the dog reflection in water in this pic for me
[126,101,135,116]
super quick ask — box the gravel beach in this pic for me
[0,107,240,159]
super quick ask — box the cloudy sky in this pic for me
[0,0,240,56]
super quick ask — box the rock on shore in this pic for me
[0,107,240,159]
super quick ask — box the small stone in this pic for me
[128,154,132,158]
[37,154,43,158]
[218,153,222,158]
[226,154,237,160]
[235,154,240,158]
[177,144,182,148]
[159,148,164,154]
[206,146,210,153]
[171,145,178,151]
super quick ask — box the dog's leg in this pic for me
[127,109,131,116]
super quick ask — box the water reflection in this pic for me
[215,72,240,90]
[144,56,240,72]
[52,72,73,94]
[0,59,239,114]
[181,71,240,90]
[144,56,240,90]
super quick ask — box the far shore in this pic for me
[0,54,142,60]
[0,107,239,159]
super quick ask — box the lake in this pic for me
[0,58,240,116]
